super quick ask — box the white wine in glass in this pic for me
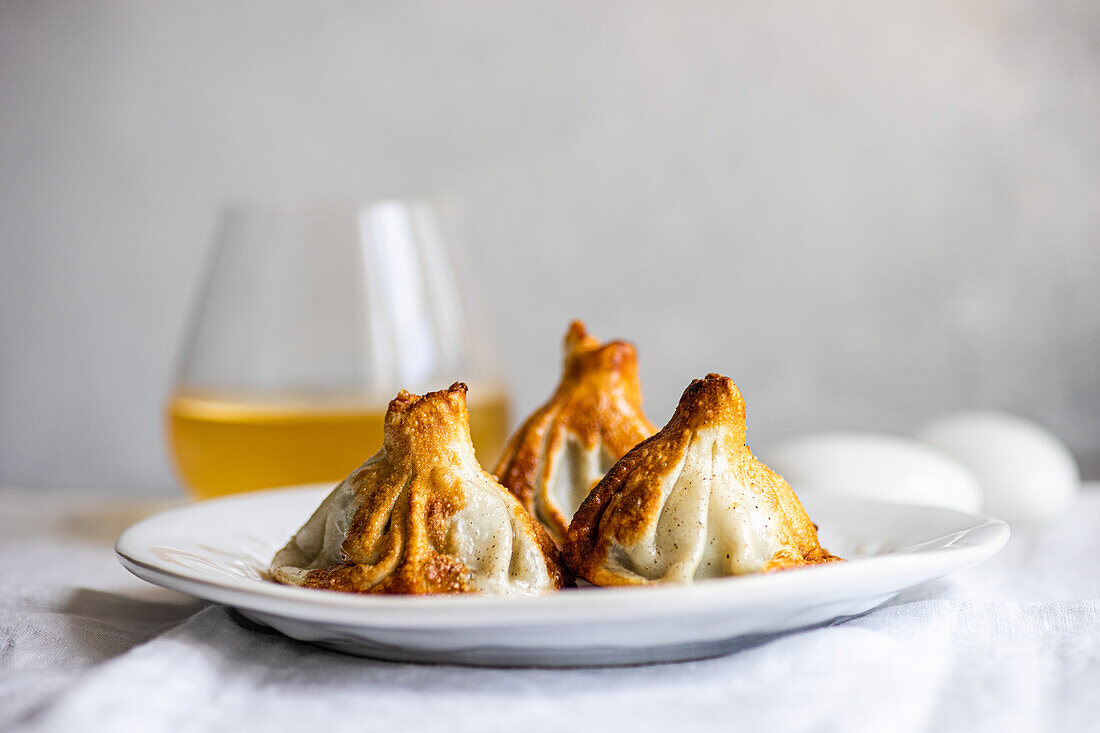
[167,200,509,499]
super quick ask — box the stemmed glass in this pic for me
[166,199,509,499]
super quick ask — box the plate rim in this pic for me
[115,485,1010,629]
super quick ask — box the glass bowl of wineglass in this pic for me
[166,199,509,499]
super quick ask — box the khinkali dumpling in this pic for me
[493,321,656,543]
[271,383,567,595]
[564,374,840,585]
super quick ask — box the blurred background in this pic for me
[1,0,1098,494]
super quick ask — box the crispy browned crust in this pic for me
[294,383,567,594]
[492,321,656,539]
[564,374,841,585]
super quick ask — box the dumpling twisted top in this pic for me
[493,321,656,542]
[564,374,840,585]
[271,383,567,595]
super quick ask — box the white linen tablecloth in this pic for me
[1,485,1097,733]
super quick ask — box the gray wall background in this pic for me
[2,0,1098,493]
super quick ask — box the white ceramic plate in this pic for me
[116,485,1009,667]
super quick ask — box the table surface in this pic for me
[1,485,1098,732]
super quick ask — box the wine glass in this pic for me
[166,199,509,499]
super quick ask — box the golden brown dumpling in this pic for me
[271,383,567,595]
[493,321,657,543]
[564,374,840,585]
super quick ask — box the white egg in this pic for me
[762,431,982,512]
[914,411,1080,522]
